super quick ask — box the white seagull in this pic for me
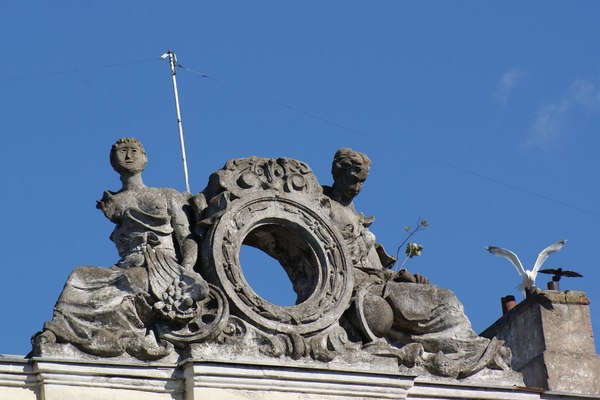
[485,240,567,295]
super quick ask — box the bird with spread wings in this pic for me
[485,240,567,296]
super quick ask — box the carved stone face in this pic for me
[111,141,147,175]
[333,153,369,202]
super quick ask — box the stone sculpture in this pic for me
[33,138,227,359]
[323,148,511,378]
[33,139,513,380]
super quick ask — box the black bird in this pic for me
[539,268,583,282]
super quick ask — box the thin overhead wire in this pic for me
[178,64,382,142]
[3,57,598,219]
[0,58,157,82]
[177,63,600,219]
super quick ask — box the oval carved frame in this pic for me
[202,191,354,335]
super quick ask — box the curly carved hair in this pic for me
[110,137,147,172]
[331,147,371,180]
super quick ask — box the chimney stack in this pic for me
[482,290,600,396]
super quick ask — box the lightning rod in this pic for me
[161,50,191,193]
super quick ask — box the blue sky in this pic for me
[2,1,600,356]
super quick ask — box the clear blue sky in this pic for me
[2,1,600,356]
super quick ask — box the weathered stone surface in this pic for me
[33,357,183,400]
[0,356,36,400]
[184,361,414,400]
[32,141,519,384]
[321,148,513,379]
[33,138,223,360]
[482,290,600,396]
[0,355,589,399]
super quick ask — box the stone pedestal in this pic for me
[36,358,182,400]
[183,362,413,399]
[0,356,36,400]
[1,351,597,399]
[482,290,600,397]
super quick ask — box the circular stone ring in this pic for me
[202,191,354,335]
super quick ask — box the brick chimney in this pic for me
[481,290,600,397]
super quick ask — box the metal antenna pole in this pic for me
[161,50,191,193]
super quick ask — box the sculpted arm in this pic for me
[394,268,430,284]
[167,191,198,270]
[97,191,118,222]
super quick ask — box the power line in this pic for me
[3,57,597,218]
[0,58,157,82]
[178,64,381,142]
[177,63,600,219]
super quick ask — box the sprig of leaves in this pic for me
[405,242,423,258]
[393,218,429,271]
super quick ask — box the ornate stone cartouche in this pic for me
[33,141,513,380]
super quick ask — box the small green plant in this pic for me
[405,242,423,258]
[393,218,429,272]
